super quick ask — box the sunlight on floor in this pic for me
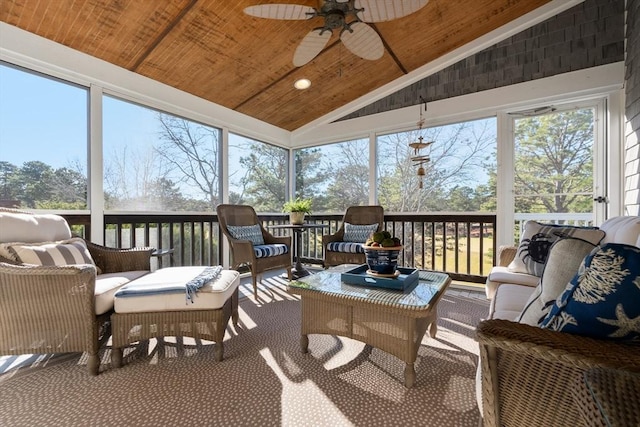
[425,327,480,357]
[259,348,355,427]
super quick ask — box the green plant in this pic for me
[282,197,312,214]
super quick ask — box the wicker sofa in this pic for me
[476,216,640,426]
[0,208,152,375]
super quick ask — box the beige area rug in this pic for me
[0,276,489,427]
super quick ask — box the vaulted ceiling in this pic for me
[0,0,553,131]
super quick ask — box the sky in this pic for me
[0,61,492,194]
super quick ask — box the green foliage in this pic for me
[513,109,593,213]
[282,197,312,214]
[0,160,87,209]
[237,141,287,212]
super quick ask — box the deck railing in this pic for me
[62,212,497,283]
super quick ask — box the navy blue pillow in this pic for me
[539,243,640,342]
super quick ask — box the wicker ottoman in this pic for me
[110,266,240,368]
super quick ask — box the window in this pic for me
[377,117,497,212]
[512,107,596,231]
[0,62,88,210]
[103,95,221,211]
[228,133,288,212]
[294,138,369,212]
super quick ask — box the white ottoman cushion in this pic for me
[114,267,240,314]
[95,270,149,315]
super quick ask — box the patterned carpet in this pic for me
[0,275,489,427]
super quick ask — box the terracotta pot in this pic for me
[289,212,306,225]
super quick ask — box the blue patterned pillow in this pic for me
[343,223,378,243]
[227,224,264,246]
[539,243,640,342]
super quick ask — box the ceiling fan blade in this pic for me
[293,29,332,67]
[244,4,315,20]
[355,0,429,22]
[340,22,384,61]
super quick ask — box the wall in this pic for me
[626,0,640,215]
[341,0,624,121]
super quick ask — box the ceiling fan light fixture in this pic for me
[294,78,311,90]
[246,0,429,66]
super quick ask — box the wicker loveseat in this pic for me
[0,208,152,375]
[476,216,640,426]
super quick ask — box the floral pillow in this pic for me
[508,220,605,277]
[539,243,640,342]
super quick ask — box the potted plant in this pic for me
[282,197,312,225]
[363,231,403,276]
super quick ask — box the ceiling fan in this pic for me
[244,0,429,67]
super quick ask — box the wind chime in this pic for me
[409,97,433,189]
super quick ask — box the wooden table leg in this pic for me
[301,334,309,353]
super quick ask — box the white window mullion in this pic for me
[89,84,104,244]
[496,111,514,248]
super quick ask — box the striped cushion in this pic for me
[343,223,378,243]
[227,224,265,246]
[254,244,289,258]
[8,238,97,267]
[327,241,365,253]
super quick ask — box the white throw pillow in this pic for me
[518,237,596,326]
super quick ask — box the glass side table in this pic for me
[574,368,640,427]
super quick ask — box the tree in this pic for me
[294,148,330,208]
[323,140,370,211]
[237,141,288,212]
[514,109,593,213]
[155,113,221,209]
[0,161,18,204]
[378,119,496,212]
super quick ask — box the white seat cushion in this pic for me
[114,267,240,314]
[485,266,540,299]
[95,270,149,315]
[489,284,536,321]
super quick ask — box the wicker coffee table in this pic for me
[287,266,451,387]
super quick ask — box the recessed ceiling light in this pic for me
[294,78,311,90]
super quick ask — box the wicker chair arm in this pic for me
[0,263,97,303]
[265,234,292,246]
[476,319,640,371]
[496,245,518,267]
[322,231,344,246]
[227,239,255,266]
[84,241,153,274]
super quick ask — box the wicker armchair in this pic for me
[217,204,292,298]
[0,208,152,375]
[322,205,384,267]
[476,320,640,427]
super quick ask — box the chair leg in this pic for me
[251,269,258,299]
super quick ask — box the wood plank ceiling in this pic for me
[0,0,552,131]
